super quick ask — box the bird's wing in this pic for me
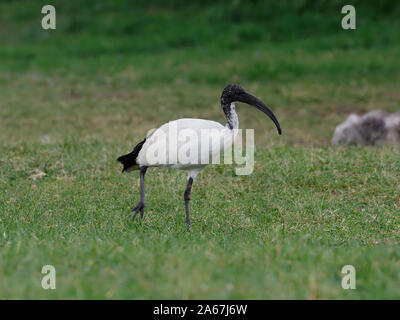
[136,118,232,167]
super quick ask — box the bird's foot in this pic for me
[132,202,145,221]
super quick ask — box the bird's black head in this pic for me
[221,84,282,135]
[221,84,247,106]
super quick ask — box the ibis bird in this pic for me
[117,84,281,231]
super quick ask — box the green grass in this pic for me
[0,0,399,299]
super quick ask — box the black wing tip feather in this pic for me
[117,138,146,172]
[117,154,135,172]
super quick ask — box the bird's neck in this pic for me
[223,102,239,130]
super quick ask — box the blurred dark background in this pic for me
[1,0,399,73]
[1,0,399,144]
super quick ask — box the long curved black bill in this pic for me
[239,92,282,135]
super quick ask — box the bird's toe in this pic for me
[131,211,139,221]
[132,202,145,221]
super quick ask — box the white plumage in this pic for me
[136,117,238,170]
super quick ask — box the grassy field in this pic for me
[0,1,399,299]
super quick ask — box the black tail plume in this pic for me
[117,138,146,172]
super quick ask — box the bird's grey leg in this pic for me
[184,177,194,232]
[132,166,147,221]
